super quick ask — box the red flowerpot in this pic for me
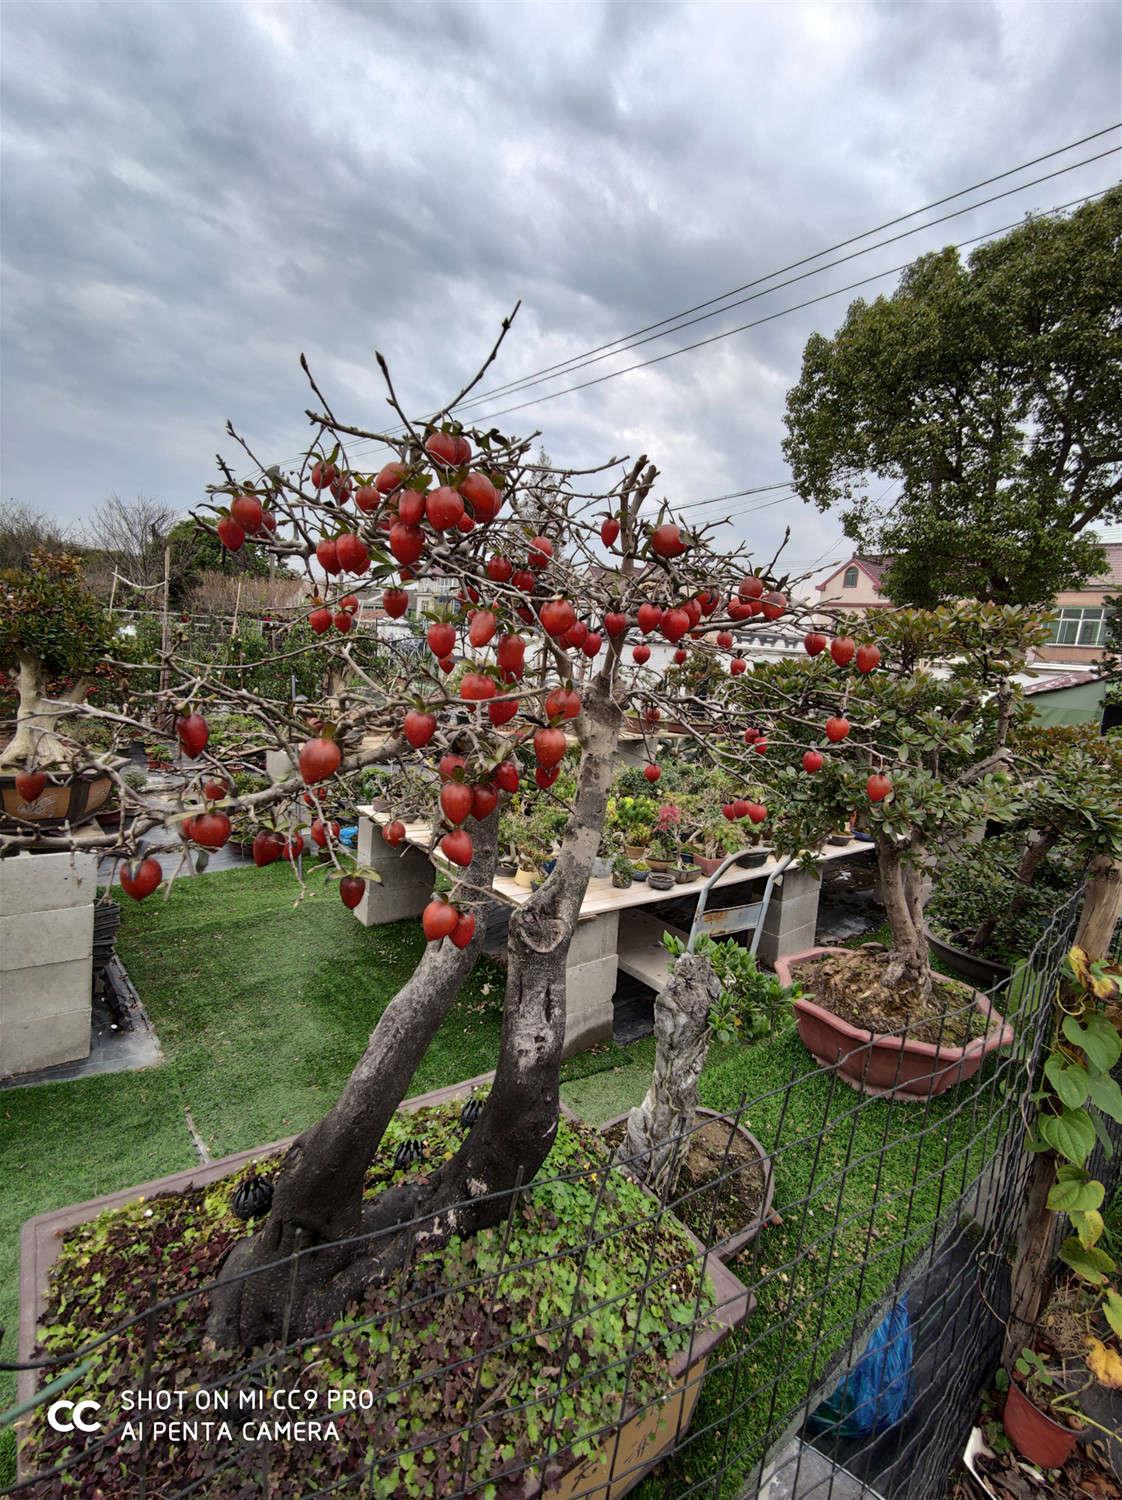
[774,946,1015,1100]
[1002,1377,1079,1468]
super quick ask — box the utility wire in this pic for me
[257,168,1116,477]
[440,145,1121,414]
[469,187,1115,426]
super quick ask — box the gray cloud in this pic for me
[1,0,1118,580]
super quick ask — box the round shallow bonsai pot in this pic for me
[1002,1377,1080,1468]
[600,1107,775,1263]
[924,925,1012,990]
[0,767,113,833]
[774,945,1015,1100]
[735,848,769,869]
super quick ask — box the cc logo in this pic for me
[47,1398,102,1433]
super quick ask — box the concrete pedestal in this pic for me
[1,852,96,1077]
[562,911,618,1056]
[354,817,435,925]
[756,866,822,966]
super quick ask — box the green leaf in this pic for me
[1046,1174,1104,1214]
[1044,1056,1091,1109]
[1104,1289,1122,1340]
[1057,1236,1114,1286]
[1087,1071,1122,1125]
[1071,1208,1105,1249]
[1038,1107,1096,1167]
[1062,1013,1122,1072]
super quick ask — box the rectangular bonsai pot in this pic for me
[19,1074,751,1499]
[775,946,1015,1099]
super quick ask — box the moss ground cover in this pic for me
[23,1110,715,1498]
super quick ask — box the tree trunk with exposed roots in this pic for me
[621,951,721,1200]
[0,653,90,768]
[875,831,934,1005]
[206,675,622,1348]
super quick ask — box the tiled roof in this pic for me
[1022,672,1098,695]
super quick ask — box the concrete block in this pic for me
[1,1008,91,1075]
[0,958,92,1025]
[0,903,94,971]
[568,912,620,969]
[758,920,818,967]
[354,867,434,927]
[562,953,617,1056]
[0,852,97,917]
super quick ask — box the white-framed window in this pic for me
[1046,607,1107,647]
[842,565,859,588]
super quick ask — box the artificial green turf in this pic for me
[0,865,1002,1494]
[0,862,509,1484]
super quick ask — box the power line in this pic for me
[468,187,1115,426]
[444,145,1121,414]
[272,132,1119,472]
[256,165,1118,478]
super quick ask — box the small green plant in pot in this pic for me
[611,854,633,889]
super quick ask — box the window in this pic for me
[1046,607,1107,648]
[842,566,859,588]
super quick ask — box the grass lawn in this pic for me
[1,864,1002,1493]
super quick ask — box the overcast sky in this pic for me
[1,0,1119,581]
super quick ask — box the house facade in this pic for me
[814,546,1121,666]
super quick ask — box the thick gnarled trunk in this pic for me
[622,952,720,1200]
[1075,854,1122,962]
[0,653,89,768]
[208,674,623,1347]
[875,831,934,1004]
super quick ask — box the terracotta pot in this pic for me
[625,844,649,861]
[694,854,726,877]
[1002,1377,1079,1468]
[645,856,672,872]
[601,1107,775,1263]
[0,768,113,833]
[775,945,1015,1099]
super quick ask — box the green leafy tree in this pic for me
[0,552,118,767]
[166,517,271,602]
[783,189,1122,606]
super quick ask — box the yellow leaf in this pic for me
[1076,1208,1106,1249]
[1085,1336,1122,1389]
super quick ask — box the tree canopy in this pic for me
[783,189,1122,607]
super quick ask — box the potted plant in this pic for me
[694,817,744,877]
[609,793,658,861]
[611,853,633,889]
[729,604,1047,1097]
[646,801,683,871]
[1000,1346,1090,1469]
[0,551,120,830]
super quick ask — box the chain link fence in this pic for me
[4,891,1112,1499]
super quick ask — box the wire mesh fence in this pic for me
[3,890,1113,1500]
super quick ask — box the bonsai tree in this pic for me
[941,723,1122,963]
[5,328,833,1349]
[0,550,117,770]
[708,601,1052,1008]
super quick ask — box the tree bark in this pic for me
[875,831,934,1004]
[0,653,89,768]
[1075,854,1122,962]
[205,810,500,1346]
[621,952,721,1200]
[207,673,623,1347]
[967,828,1059,954]
[1002,1147,1059,1368]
